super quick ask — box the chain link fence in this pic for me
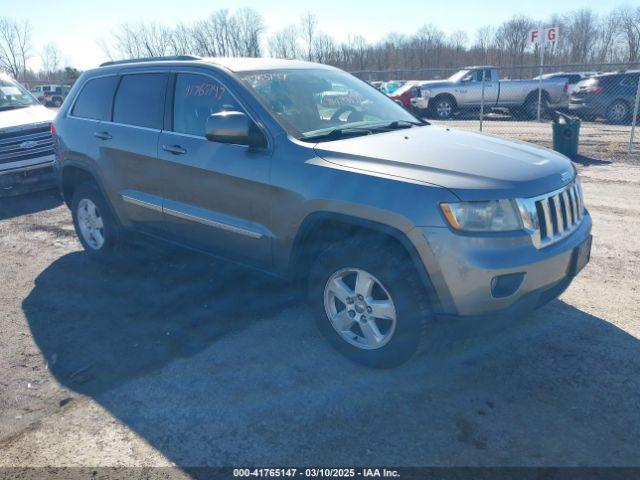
[352,63,640,163]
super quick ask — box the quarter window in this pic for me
[173,73,241,137]
[113,74,168,129]
[72,76,118,121]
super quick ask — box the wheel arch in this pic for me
[432,92,458,110]
[289,211,442,311]
[60,163,119,224]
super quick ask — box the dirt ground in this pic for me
[0,151,639,473]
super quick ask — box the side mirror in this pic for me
[205,111,266,148]
[461,75,473,83]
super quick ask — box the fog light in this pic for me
[491,273,525,298]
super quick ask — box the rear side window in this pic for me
[621,74,640,87]
[113,74,168,129]
[173,73,241,137]
[72,76,118,121]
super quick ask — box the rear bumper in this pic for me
[0,157,58,197]
[568,97,607,116]
[409,212,592,317]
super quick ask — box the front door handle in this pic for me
[162,144,186,155]
[94,131,112,140]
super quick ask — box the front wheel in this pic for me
[71,182,120,260]
[430,97,455,120]
[309,239,431,368]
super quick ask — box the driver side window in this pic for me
[173,73,242,137]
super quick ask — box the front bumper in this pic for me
[411,97,430,110]
[0,157,57,197]
[409,212,592,317]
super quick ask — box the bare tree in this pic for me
[617,6,640,62]
[495,16,534,67]
[0,18,32,80]
[41,42,62,75]
[564,9,599,63]
[300,12,318,61]
[233,8,265,57]
[268,25,300,59]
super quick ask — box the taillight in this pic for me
[50,123,56,137]
[563,83,568,93]
[585,85,603,94]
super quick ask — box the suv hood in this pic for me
[0,105,55,132]
[313,125,575,200]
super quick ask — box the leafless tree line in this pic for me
[98,8,265,61]
[2,5,640,83]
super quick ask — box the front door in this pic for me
[157,72,273,267]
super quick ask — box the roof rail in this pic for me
[99,55,201,67]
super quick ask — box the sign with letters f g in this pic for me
[529,26,559,44]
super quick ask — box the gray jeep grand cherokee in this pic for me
[53,56,592,367]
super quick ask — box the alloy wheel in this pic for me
[323,268,397,350]
[77,198,105,250]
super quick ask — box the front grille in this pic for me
[0,125,54,167]
[518,180,585,249]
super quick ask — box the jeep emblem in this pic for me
[560,171,571,182]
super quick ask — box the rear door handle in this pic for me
[94,131,112,140]
[162,144,186,155]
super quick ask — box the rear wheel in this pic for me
[309,238,431,368]
[71,182,120,260]
[521,93,550,119]
[606,100,630,124]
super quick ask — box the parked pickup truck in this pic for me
[1,73,56,196]
[411,66,568,119]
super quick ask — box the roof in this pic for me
[203,57,335,72]
[97,56,335,73]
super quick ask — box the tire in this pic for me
[606,100,630,124]
[521,92,549,120]
[309,237,432,368]
[430,96,455,120]
[71,182,120,260]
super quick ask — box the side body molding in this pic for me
[120,189,271,240]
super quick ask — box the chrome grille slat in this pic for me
[518,179,585,249]
[0,145,54,161]
[0,139,54,155]
[0,131,51,146]
[0,128,54,165]
[561,190,572,227]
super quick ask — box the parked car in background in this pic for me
[54,56,591,368]
[1,74,56,196]
[381,80,405,95]
[387,81,423,110]
[30,84,71,107]
[43,85,71,107]
[534,71,599,109]
[569,71,640,124]
[411,66,568,119]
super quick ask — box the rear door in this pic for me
[157,71,273,267]
[99,72,169,233]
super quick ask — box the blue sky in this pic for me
[1,0,634,70]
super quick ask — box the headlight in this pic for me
[422,89,432,98]
[440,200,523,232]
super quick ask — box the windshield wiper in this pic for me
[301,127,374,142]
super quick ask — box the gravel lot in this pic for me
[0,147,639,471]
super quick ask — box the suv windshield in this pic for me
[238,69,423,140]
[0,77,38,111]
